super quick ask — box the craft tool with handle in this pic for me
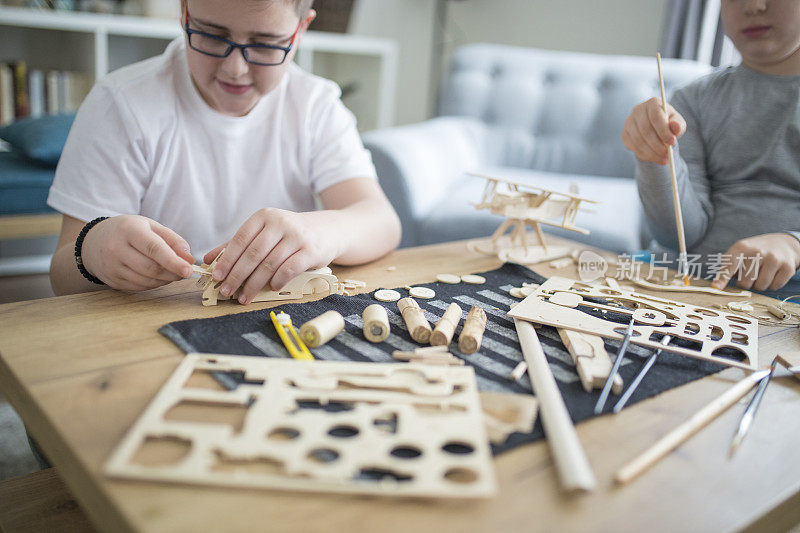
[613,335,672,413]
[594,317,635,414]
[729,357,778,456]
[271,310,314,360]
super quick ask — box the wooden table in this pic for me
[1,238,799,532]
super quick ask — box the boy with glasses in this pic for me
[47,0,401,303]
[623,0,800,295]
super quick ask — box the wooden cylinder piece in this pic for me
[431,302,462,346]
[363,304,390,343]
[397,297,432,344]
[299,310,344,348]
[458,306,487,354]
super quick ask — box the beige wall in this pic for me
[351,0,668,127]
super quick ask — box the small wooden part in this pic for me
[409,287,436,299]
[362,304,390,343]
[461,274,486,285]
[479,392,539,445]
[431,302,463,346]
[728,301,755,312]
[630,278,751,297]
[299,311,345,348]
[767,304,788,320]
[391,350,463,366]
[549,257,573,269]
[374,289,402,302]
[509,360,528,381]
[615,369,769,485]
[398,297,433,343]
[514,319,596,493]
[414,345,450,354]
[436,273,462,284]
[558,329,623,394]
[385,265,397,271]
[605,277,621,290]
[509,287,526,299]
[192,264,211,276]
[459,306,487,354]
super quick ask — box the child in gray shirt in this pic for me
[623,0,800,296]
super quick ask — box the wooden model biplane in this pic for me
[468,172,599,264]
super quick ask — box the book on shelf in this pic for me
[0,62,92,124]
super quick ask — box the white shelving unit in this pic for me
[0,5,398,130]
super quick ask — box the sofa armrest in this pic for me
[362,117,486,247]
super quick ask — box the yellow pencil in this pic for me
[270,311,314,360]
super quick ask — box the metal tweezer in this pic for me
[613,335,673,413]
[729,357,778,457]
[594,317,635,414]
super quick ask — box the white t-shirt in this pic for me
[48,38,377,255]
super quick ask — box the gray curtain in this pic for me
[660,0,727,66]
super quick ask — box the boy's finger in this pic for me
[149,221,195,265]
[632,114,668,162]
[646,102,675,146]
[269,249,313,293]
[668,110,687,138]
[223,229,284,301]
[129,231,193,278]
[711,263,734,289]
[213,219,262,281]
[120,252,184,282]
[204,244,226,265]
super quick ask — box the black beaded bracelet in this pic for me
[74,216,109,285]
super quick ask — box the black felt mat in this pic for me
[159,263,725,454]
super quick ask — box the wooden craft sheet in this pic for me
[105,354,497,498]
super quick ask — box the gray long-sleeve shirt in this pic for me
[636,64,800,264]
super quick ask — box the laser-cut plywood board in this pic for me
[508,277,758,370]
[105,354,497,498]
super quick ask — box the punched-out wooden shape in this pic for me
[105,354,496,498]
[508,277,758,370]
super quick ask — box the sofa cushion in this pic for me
[0,151,57,215]
[0,113,76,166]
[439,44,711,179]
[417,166,643,253]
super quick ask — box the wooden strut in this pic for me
[514,319,596,493]
[362,304,390,343]
[431,303,462,346]
[656,52,689,285]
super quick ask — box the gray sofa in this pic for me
[363,44,711,252]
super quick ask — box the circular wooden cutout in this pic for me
[373,289,401,302]
[632,308,667,326]
[436,273,462,284]
[409,287,436,299]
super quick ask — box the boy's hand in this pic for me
[622,97,687,166]
[81,215,195,291]
[204,208,338,305]
[712,233,800,291]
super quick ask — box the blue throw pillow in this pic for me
[0,113,76,166]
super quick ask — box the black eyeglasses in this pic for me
[183,7,301,66]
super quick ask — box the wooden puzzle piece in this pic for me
[105,355,497,498]
[508,277,758,370]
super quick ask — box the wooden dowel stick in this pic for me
[363,304,390,343]
[615,369,768,485]
[299,311,344,348]
[514,319,596,493]
[656,52,689,285]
